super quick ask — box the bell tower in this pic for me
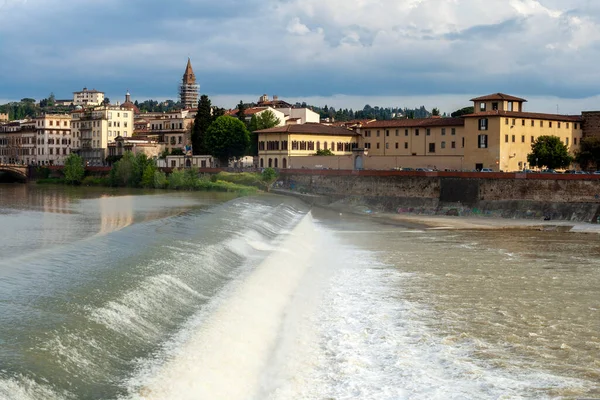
[179,58,199,109]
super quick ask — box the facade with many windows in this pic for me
[34,114,72,165]
[71,106,134,165]
[256,123,360,168]
[463,93,582,171]
[73,88,105,107]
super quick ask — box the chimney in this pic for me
[273,95,278,101]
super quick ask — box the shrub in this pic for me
[153,170,167,188]
[168,169,186,189]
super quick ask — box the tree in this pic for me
[205,116,250,166]
[63,153,85,184]
[314,149,334,156]
[451,106,474,117]
[48,92,56,107]
[575,137,600,170]
[191,95,212,155]
[527,135,573,170]
[102,97,110,106]
[431,107,440,116]
[248,110,281,156]
[236,100,246,122]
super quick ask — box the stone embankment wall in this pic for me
[279,170,600,221]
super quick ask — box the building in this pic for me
[256,123,360,168]
[257,94,293,108]
[34,114,72,165]
[463,93,582,171]
[156,155,214,169]
[71,105,134,165]
[0,120,37,165]
[73,88,105,107]
[107,136,164,160]
[138,110,193,154]
[120,91,140,115]
[226,104,319,126]
[0,113,8,122]
[179,58,199,109]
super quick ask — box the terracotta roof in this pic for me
[255,123,359,136]
[470,93,527,102]
[361,117,465,129]
[226,107,274,117]
[462,110,583,122]
[121,101,140,114]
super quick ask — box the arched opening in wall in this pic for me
[324,141,328,150]
[268,158,272,168]
[354,155,364,170]
[185,159,191,167]
[274,158,278,168]
[260,158,264,168]
[282,158,287,169]
[317,141,321,151]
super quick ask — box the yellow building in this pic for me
[359,118,465,157]
[71,105,134,165]
[256,123,360,168]
[463,93,582,171]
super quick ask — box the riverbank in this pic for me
[272,189,600,234]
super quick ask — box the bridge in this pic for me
[0,164,29,182]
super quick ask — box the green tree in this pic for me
[260,167,278,192]
[205,116,250,166]
[141,163,157,188]
[236,100,246,122]
[191,95,212,155]
[451,106,475,117]
[575,137,600,170]
[102,98,110,106]
[63,153,85,184]
[527,135,573,170]
[248,110,281,156]
[110,151,155,187]
[431,107,440,116]
[314,149,334,156]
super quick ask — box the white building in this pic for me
[35,114,72,165]
[71,105,134,165]
[73,88,105,107]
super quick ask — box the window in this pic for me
[480,102,486,111]
[512,119,516,125]
[441,128,446,135]
[540,121,544,127]
[558,122,561,128]
[521,135,525,143]
[365,143,371,149]
[451,128,456,135]
[566,138,569,146]
[178,136,182,144]
[395,143,399,149]
[385,143,389,149]
[574,137,578,145]
[415,129,419,136]
[566,123,570,129]
[531,136,534,142]
[376,130,380,137]
[441,141,446,149]
[428,143,436,153]
[549,121,553,128]
[478,134,488,148]
[492,102,498,110]
[531,120,534,127]
[376,143,380,149]
[575,123,578,129]
[462,137,465,148]
[508,101,514,111]
[451,141,456,149]
[512,135,515,143]
[426,129,431,136]
[522,119,525,126]
[505,118,509,125]
[124,112,128,117]
[405,129,409,136]
[404,142,408,149]
[505,135,509,143]
[395,129,399,136]
[386,130,389,137]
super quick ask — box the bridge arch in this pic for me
[0,166,28,183]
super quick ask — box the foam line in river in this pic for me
[130,213,318,399]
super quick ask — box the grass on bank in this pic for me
[36,153,277,196]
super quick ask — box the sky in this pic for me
[1,0,600,114]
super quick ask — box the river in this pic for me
[0,184,598,399]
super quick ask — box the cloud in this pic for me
[1,0,600,109]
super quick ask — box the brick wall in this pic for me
[582,111,600,138]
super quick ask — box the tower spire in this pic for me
[180,58,199,108]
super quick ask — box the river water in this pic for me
[0,184,598,400]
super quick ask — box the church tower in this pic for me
[179,58,199,109]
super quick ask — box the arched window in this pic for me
[317,141,321,151]
[268,158,272,168]
[282,158,287,169]
[274,158,278,168]
[260,158,264,168]
[324,141,328,150]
